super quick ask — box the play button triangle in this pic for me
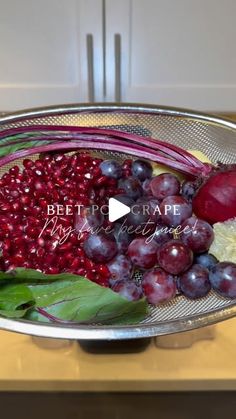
[108,197,131,222]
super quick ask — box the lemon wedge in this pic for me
[209,219,236,263]
[151,163,185,180]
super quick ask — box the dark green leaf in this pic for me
[27,278,148,325]
[0,269,148,324]
[0,140,51,157]
[0,284,34,318]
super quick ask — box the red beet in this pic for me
[193,170,236,224]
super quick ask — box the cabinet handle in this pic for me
[114,34,121,102]
[86,34,95,102]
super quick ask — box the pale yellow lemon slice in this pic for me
[209,219,236,263]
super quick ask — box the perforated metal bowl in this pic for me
[0,103,236,340]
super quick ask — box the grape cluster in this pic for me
[84,158,236,303]
[1,153,235,304]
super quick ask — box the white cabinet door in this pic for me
[105,0,236,111]
[0,0,103,110]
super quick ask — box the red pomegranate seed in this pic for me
[14,236,25,249]
[22,234,33,244]
[9,214,23,223]
[9,189,20,198]
[70,259,80,270]
[44,253,56,266]
[16,173,24,182]
[35,160,44,169]
[123,159,132,169]
[11,252,25,265]
[37,237,45,247]
[38,198,48,209]
[1,222,14,234]
[36,247,45,258]
[20,195,31,206]
[11,201,21,212]
[57,255,66,269]
[58,242,73,252]
[77,268,87,276]
[9,166,20,176]
[23,159,34,169]
[80,257,85,266]
[97,264,110,278]
[0,202,11,212]
[27,216,41,226]
[64,252,74,262]
[34,181,44,191]
[10,227,24,241]
[25,226,40,238]
[75,248,85,258]
[84,258,94,270]
[45,239,59,252]
[94,275,109,287]
[3,239,11,252]
[95,176,108,186]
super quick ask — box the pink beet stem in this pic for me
[0,140,204,176]
[0,125,206,169]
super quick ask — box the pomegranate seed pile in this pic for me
[0,152,129,286]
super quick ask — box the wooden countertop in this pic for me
[0,317,235,392]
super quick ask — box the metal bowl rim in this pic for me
[0,102,235,339]
[0,102,236,131]
[0,300,235,340]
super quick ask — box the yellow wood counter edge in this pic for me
[0,318,235,391]
[1,379,236,392]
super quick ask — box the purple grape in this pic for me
[178,264,211,299]
[194,253,218,270]
[114,194,135,207]
[99,159,122,179]
[180,217,214,253]
[126,203,151,230]
[150,173,180,200]
[132,198,160,235]
[209,262,236,298]
[119,177,143,200]
[74,206,104,233]
[157,239,193,275]
[128,237,158,269]
[107,254,133,285]
[142,179,152,196]
[142,267,176,304]
[136,196,161,223]
[131,159,153,181]
[182,180,197,201]
[111,280,143,301]
[151,223,173,246]
[83,233,117,263]
[113,223,134,253]
[160,195,192,227]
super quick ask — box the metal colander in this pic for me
[0,103,236,340]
